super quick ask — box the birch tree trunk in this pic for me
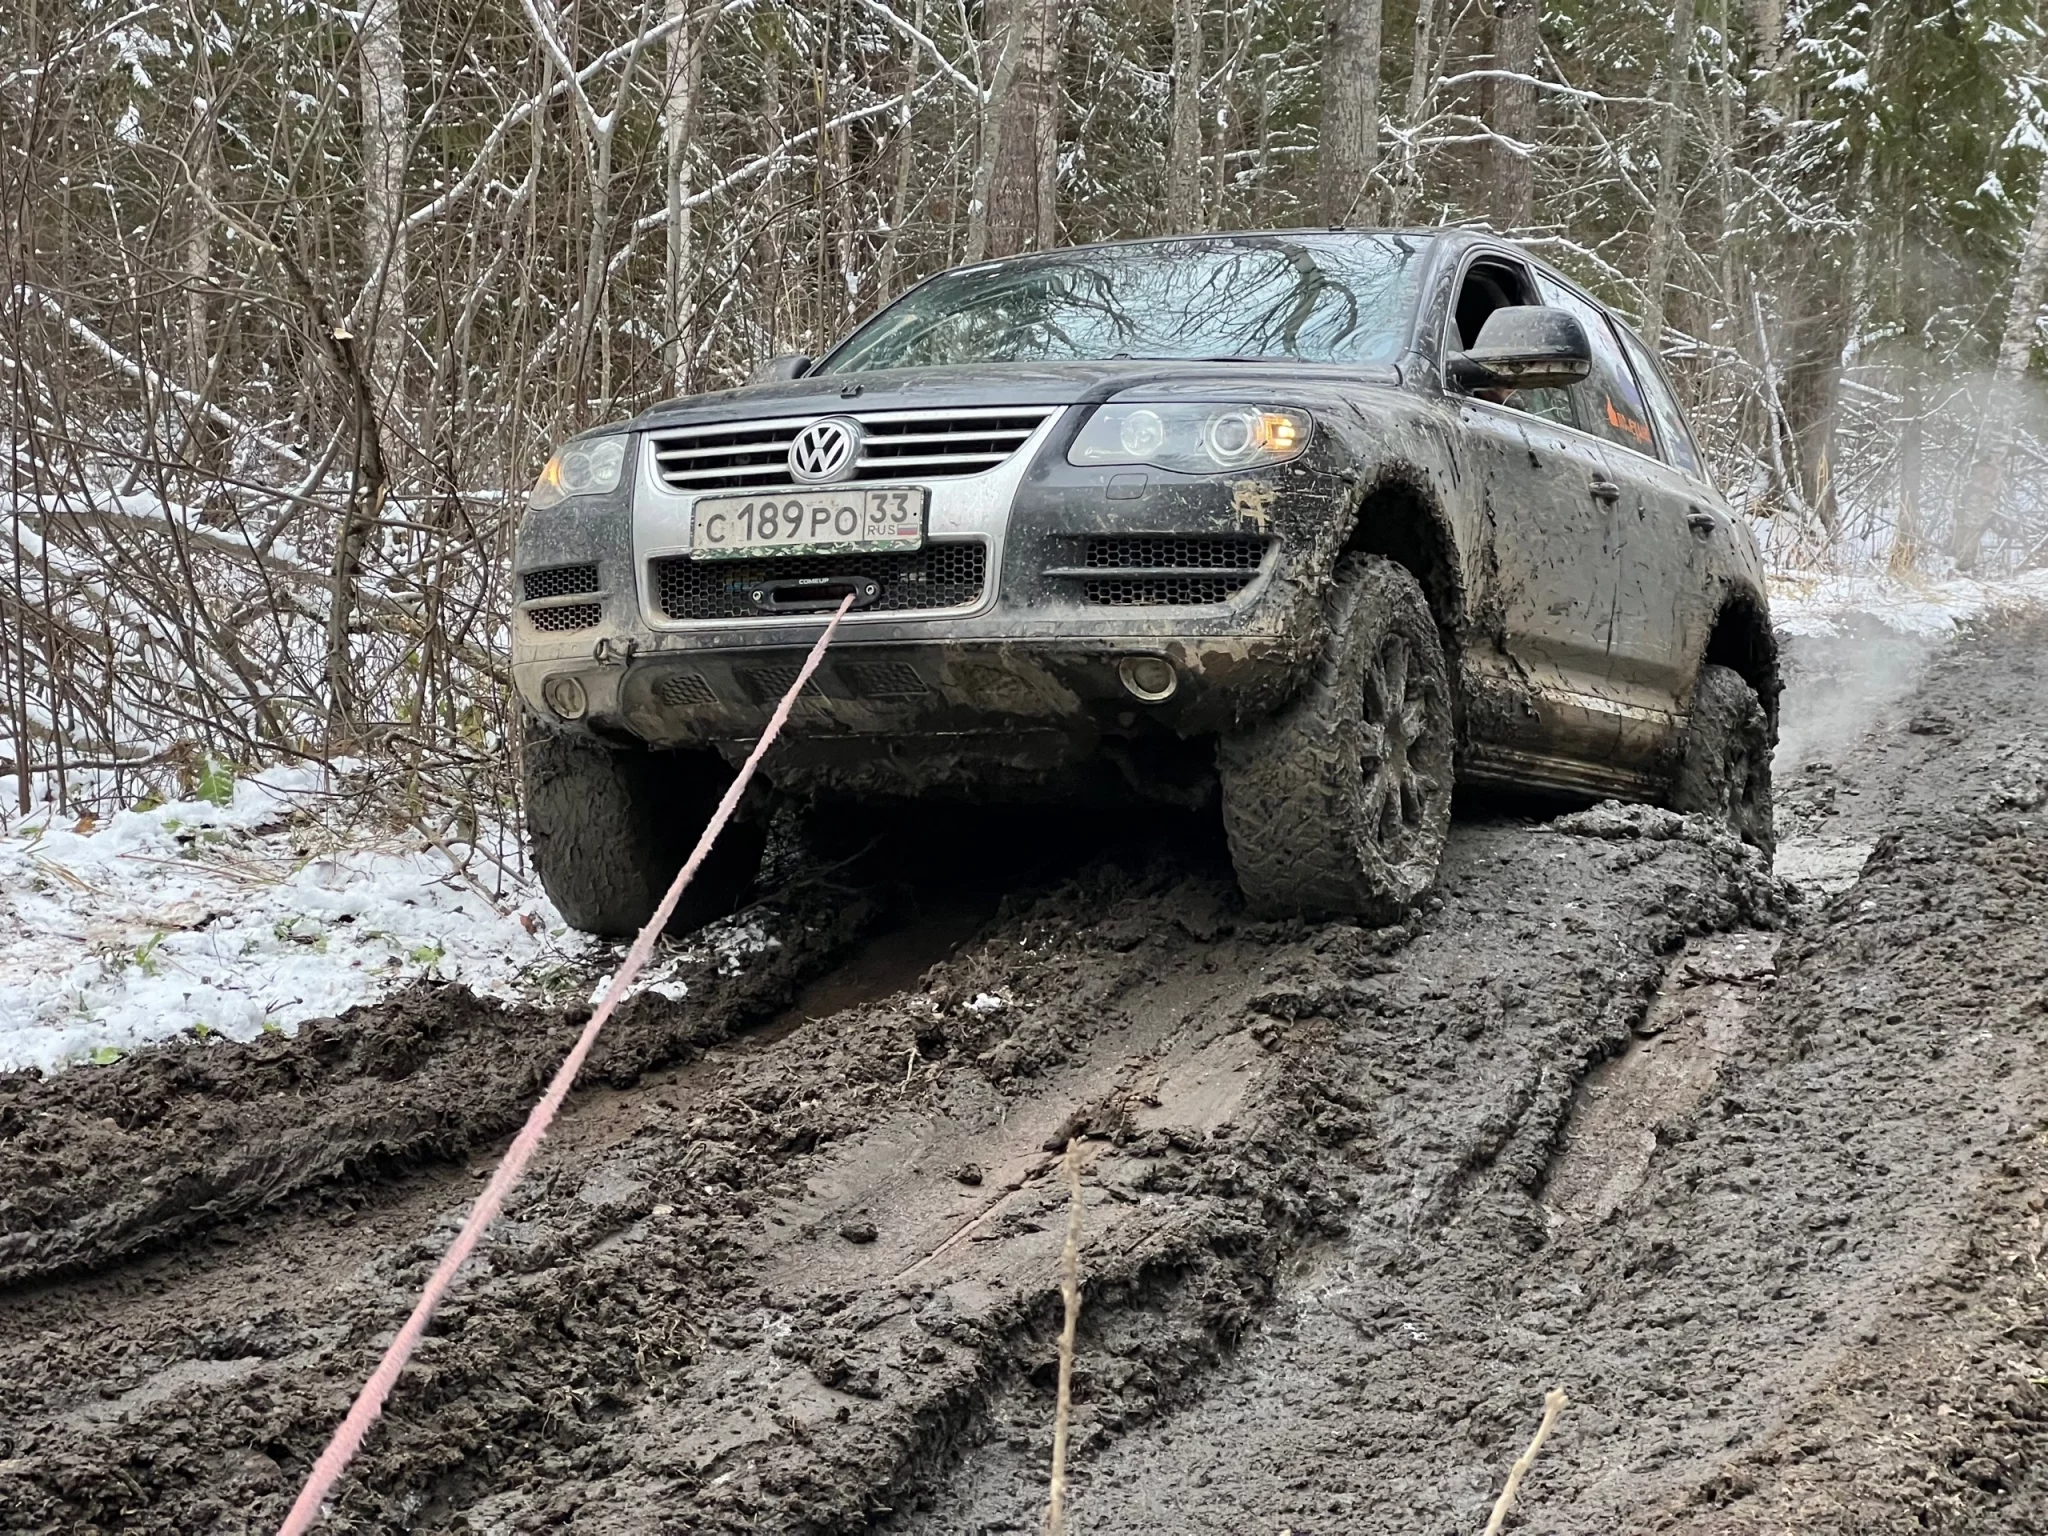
[1488,0,1537,233]
[661,0,706,396]
[1165,0,1203,233]
[1640,0,1695,345]
[358,0,407,449]
[1318,0,1383,225]
[970,0,1062,260]
[182,142,213,392]
[1953,153,2048,569]
[1890,362,1924,572]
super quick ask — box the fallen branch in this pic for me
[18,286,306,465]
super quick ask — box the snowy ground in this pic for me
[0,765,588,1074]
[1765,564,2048,637]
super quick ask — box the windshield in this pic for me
[818,233,1423,373]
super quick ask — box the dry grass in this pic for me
[1045,1137,1085,1536]
[1482,1386,1569,1536]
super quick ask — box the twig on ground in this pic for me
[1046,1137,1085,1536]
[414,817,509,915]
[1482,1386,1568,1536]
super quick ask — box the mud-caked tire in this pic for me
[1670,663,1775,857]
[1218,555,1456,921]
[522,718,767,938]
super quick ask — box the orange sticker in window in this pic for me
[1605,396,1653,448]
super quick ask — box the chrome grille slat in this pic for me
[1047,536,1268,608]
[648,408,1054,493]
[854,453,1007,470]
[856,430,1032,447]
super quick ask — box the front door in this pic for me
[1440,251,1652,796]
[1532,275,1704,709]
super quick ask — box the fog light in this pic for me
[542,674,588,720]
[1118,655,1178,703]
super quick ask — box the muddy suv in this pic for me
[515,229,1776,935]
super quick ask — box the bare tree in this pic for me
[661,0,710,395]
[1165,0,1204,233]
[1487,0,1538,233]
[1388,0,1440,222]
[1640,0,1696,345]
[971,0,1062,260]
[1318,0,1383,226]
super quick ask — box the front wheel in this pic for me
[522,718,767,938]
[1218,555,1456,921]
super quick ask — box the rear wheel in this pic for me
[522,718,767,938]
[1218,555,1456,921]
[1670,663,1774,855]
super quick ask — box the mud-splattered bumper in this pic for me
[512,442,1356,800]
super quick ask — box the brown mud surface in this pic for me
[0,619,2043,1535]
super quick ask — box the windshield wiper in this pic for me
[1106,352,1284,364]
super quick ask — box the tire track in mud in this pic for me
[904,619,2048,1536]
[1,622,2038,1536]
[0,802,1777,1532]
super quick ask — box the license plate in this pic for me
[690,488,926,559]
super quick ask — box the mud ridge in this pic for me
[0,887,883,1289]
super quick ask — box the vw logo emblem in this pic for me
[788,417,861,484]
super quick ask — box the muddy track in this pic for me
[0,620,2042,1535]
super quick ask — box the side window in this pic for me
[1449,259,1574,427]
[1614,324,1707,480]
[1532,275,1657,457]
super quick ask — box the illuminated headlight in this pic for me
[528,434,628,510]
[1068,405,1312,474]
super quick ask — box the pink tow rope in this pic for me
[277,595,855,1535]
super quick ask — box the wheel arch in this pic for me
[1337,467,1469,727]
[1698,588,1781,743]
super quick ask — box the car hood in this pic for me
[626,359,1404,429]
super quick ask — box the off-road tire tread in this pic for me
[1671,663,1775,856]
[523,718,765,938]
[1218,555,1455,921]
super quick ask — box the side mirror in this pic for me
[751,353,814,385]
[1448,306,1592,393]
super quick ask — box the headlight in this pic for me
[528,434,628,509]
[1067,405,1311,474]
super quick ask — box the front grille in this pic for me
[648,408,1054,493]
[1082,537,1264,571]
[529,601,602,631]
[653,543,988,622]
[1084,575,1254,606]
[522,563,600,600]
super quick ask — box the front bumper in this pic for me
[512,409,1355,797]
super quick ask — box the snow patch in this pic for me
[1768,567,2048,638]
[0,765,585,1075]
